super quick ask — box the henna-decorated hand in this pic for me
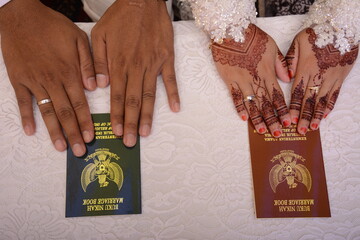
[211,24,291,137]
[0,0,96,156]
[91,0,180,147]
[285,28,359,134]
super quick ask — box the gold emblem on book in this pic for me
[269,150,312,193]
[81,148,124,192]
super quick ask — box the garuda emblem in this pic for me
[81,148,123,192]
[269,150,312,193]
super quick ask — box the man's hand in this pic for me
[91,0,180,147]
[0,0,96,156]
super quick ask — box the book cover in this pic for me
[248,124,331,218]
[66,113,141,217]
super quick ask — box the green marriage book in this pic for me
[66,113,141,217]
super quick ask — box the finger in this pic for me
[324,84,342,119]
[63,73,94,144]
[297,85,318,135]
[276,49,290,82]
[285,39,299,79]
[77,32,96,91]
[230,83,248,121]
[123,66,144,147]
[13,84,36,136]
[91,31,109,88]
[289,75,309,124]
[139,69,157,137]
[46,81,87,157]
[258,92,283,138]
[30,83,68,152]
[161,57,180,112]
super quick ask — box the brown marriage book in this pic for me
[248,124,331,218]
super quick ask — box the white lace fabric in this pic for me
[303,0,360,54]
[184,0,257,43]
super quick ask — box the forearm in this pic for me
[184,0,257,43]
[303,0,360,54]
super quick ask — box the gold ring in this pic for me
[37,98,52,106]
[307,86,320,94]
[243,95,256,102]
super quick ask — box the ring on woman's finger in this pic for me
[37,98,52,106]
[307,86,320,94]
[243,95,256,102]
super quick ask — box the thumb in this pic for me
[275,48,290,83]
[285,38,299,79]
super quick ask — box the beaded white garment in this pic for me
[303,0,360,54]
[183,0,257,43]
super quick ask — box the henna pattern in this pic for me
[248,100,263,126]
[290,79,305,111]
[285,40,296,67]
[307,28,359,71]
[231,85,245,113]
[301,94,316,121]
[261,95,278,127]
[272,87,288,118]
[313,93,329,120]
[327,88,340,111]
[278,50,287,68]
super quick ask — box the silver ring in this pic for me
[243,95,256,102]
[37,98,52,106]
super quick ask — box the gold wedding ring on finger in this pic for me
[307,86,320,94]
[243,95,256,102]
[37,98,52,106]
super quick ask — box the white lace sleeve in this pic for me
[303,0,360,54]
[183,0,257,43]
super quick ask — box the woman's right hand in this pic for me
[211,24,291,137]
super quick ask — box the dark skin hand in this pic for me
[0,0,96,156]
[286,28,359,134]
[91,0,180,147]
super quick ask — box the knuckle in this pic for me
[164,74,177,84]
[71,100,87,112]
[41,105,56,117]
[124,122,138,131]
[142,91,155,101]
[57,107,75,121]
[16,96,31,106]
[109,56,127,72]
[158,48,170,60]
[112,94,125,105]
[126,95,141,109]
[132,57,143,69]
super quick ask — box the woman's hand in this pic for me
[211,24,291,137]
[91,0,180,147]
[285,28,359,134]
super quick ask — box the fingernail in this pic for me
[54,139,67,152]
[82,130,93,143]
[86,77,96,90]
[96,74,109,88]
[283,120,291,127]
[241,115,247,121]
[288,69,294,79]
[259,127,266,134]
[324,114,328,119]
[72,143,85,156]
[24,124,33,136]
[124,133,136,147]
[172,102,180,112]
[273,130,282,137]
[113,124,123,136]
[140,124,151,136]
[299,127,307,135]
[311,123,318,130]
[293,117,298,124]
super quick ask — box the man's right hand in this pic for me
[0,0,96,156]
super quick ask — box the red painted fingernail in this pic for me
[283,120,291,127]
[324,114,328,119]
[288,69,293,79]
[300,127,307,134]
[293,117,298,124]
[273,130,282,137]
[311,123,318,129]
[259,127,266,134]
[241,115,247,121]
